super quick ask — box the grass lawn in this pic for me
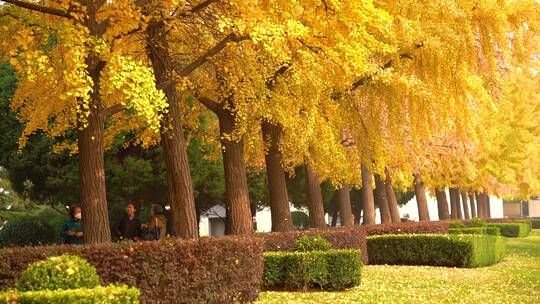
[257,230,540,304]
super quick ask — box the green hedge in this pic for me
[532,219,540,229]
[263,249,362,290]
[367,234,505,267]
[0,285,139,304]
[487,222,530,237]
[448,227,500,236]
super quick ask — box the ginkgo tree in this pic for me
[0,0,167,243]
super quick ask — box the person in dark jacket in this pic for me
[115,203,142,241]
[60,204,84,245]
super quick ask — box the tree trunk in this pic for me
[78,54,111,244]
[361,163,376,225]
[385,170,401,223]
[338,183,354,226]
[304,165,326,228]
[353,200,363,225]
[374,174,391,224]
[261,122,293,232]
[146,20,198,239]
[435,188,450,220]
[449,188,460,219]
[456,189,463,219]
[486,193,491,218]
[218,110,252,235]
[475,192,485,218]
[78,104,111,243]
[413,173,430,221]
[331,196,338,227]
[461,191,471,219]
[469,192,477,218]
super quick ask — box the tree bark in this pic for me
[331,193,339,227]
[435,188,450,220]
[146,20,198,238]
[475,192,485,218]
[469,192,477,218]
[486,193,491,218]
[337,183,354,226]
[361,163,376,225]
[449,188,460,219]
[304,165,326,228]
[261,121,293,232]
[461,191,471,219]
[385,170,401,223]
[77,52,111,244]
[353,200,363,225]
[77,99,110,243]
[413,173,430,221]
[218,110,252,235]
[374,174,391,224]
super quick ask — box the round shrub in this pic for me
[0,216,56,248]
[293,235,332,252]
[16,255,101,291]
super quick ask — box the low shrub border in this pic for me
[0,236,263,304]
[532,218,540,229]
[363,221,449,236]
[263,249,362,290]
[257,227,368,264]
[448,226,500,236]
[486,223,530,237]
[0,285,139,304]
[367,234,505,267]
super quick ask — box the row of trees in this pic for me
[0,0,539,243]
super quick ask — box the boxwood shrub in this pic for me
[532,219,540,229]
[0,285,139,304]
[448,226,500,236]
[258,227,368,264]
[367,234,505,267]
[263,249,362,290]
[487,222,530,237]
[16,255,100,291]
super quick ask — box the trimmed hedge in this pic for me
[258,227,368,264]
[487,222,530,237]
[0,285,139,304]
[367,234,505,267]
[0,236,263,304]
[364,221,449,236]
[532,219,540,229]
[0,216,57,248]
[263,249,362,290]
[448,226,500,236]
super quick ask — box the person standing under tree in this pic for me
[60,204,84,244]
[142,204,167,240]
[115,202,142,241]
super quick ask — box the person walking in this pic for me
[115,202,142,241]
[60,204,84,245]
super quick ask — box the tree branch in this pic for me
[178,33,249,77]
[103,104,125,118]
[266,65,289,90]
[181,0,218,16]
[197,96,221,113]
[351,43,424,91]
[1,0,72,19]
